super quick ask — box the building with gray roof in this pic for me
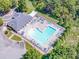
[7,12,32,32]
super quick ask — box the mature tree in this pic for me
[48,39,76,59]
[36,2,46,12]
[16,0,26,12]
[75,42,79,59]
[0,0,12,15]
[16,0,34,13]
[11,0,18,8]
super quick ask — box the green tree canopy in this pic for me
[16,0,34,13]
[0,0,12,14]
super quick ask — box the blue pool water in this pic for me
[30,26,56,46]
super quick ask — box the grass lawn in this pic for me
[25,41,42,58]
[25,41,40,53]
[0,18,3,26]
[4,30,12,38]
[11,35,22,41]
[4,29,22,41]
[25,41,33,51]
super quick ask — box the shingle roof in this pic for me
[7,13,32,31]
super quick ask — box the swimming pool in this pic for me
[29,26,56,46]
